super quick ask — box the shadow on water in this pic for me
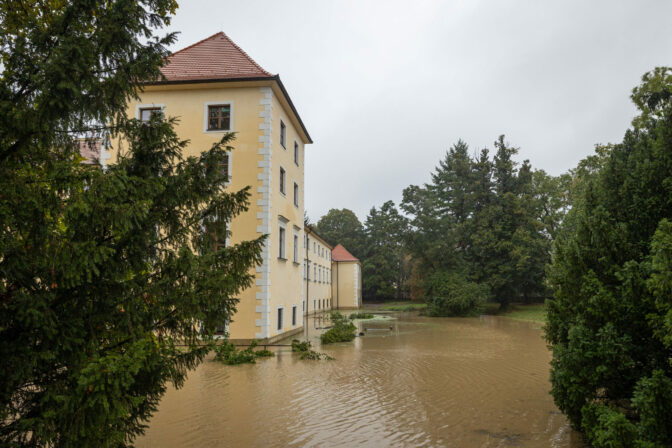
[137,312,586,448]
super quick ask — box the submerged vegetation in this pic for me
[291,339,333,360]
[320,312,357,344]
[214,340,275,365]
[380,302,426,312]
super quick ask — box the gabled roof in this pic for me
[151,32,312,144]
[160,32,273,82]
[332,244,360,262]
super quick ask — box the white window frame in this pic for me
[135,103,165,121]
[203,101,234,133]
[277,306,284,331]
[279,166,286,196]
[293,182,299,207]
[294,140,300,166]
[278,217,288,260]
[280,119,287,148]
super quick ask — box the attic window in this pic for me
[208,105,231,131]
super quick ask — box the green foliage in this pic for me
[291,339,311,352]
[546,67,672,447]
[214,340,257,365]
[254,349,275,358]
[424,271,488,317]
[299,350,334,361]
[401,138,561,310]
[315,209,366,259]
[349,312,374,320]
[362,201,410,300]
[320,312,357,344]
[0,2,263,445]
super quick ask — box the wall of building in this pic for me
[332,261,362,309]
[303,232,333,315]
[108,81,309,342]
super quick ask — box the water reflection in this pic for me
[137,313,584,447]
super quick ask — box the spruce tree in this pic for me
[0,2,264,445]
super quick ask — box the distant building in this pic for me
[303,228,333,315]
[331,244,362,310]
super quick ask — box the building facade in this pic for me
[303,229,333,315]
[331,244,362,309]
[106,32,311,342]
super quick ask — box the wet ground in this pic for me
[136,312,584,447]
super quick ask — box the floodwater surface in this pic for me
[137,313,584,447]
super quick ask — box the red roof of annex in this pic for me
[332,244,359,262]
[160,32,273,82]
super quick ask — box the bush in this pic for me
[320,312,357,344]
[299,350,334,361]
[291,339,311,352]
[214,340,274,364]
[424,271,488,317]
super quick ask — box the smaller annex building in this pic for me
[331,244,362,310]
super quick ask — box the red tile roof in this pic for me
[332,244,359,262]
[160,32,273,82]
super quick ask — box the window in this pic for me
[277,308,283,331]
[302,300,305,312]
[280,120,286,148]
[293,182,299,207]
[313,299,316,310]
[278,225,286,259]
[219,153,230,183]
[313,265,316,281]
[279,167,286,195]
[204,219,227,252]
[293,234,299,262]
[292,306,297,326]
[307,261,310,280]
[139,107,162,123]
[313,242,316,253]
[294,141,299,166]
[207,104,231,131]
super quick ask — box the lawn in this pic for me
[378,301,427,312]
[483,302,547,324]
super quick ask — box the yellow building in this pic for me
[106,32,311,343]
[331,244,362,310]
[303,229,334,315]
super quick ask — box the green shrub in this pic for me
[299,350,335,361]
[349,312,374,320]
[214,340,274,364]
[424,271,488,317]
[254,349,275,358]
[291,339,311,352]
[320,312,357,344]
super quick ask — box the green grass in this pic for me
[379,301,427,312]
[483,302,547,324]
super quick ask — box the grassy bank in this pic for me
[378,301,427,312]
[483,302,547,324]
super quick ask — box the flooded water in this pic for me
[137,313,584,447]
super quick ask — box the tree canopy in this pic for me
[0,1,263,445]
[546,67,672,447]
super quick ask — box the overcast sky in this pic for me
[164,1,672,221]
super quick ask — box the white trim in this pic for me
[135,103,165,120]
[254,88,273,339]
[203,101,234,133]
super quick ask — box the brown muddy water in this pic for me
[136,313,584,448]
